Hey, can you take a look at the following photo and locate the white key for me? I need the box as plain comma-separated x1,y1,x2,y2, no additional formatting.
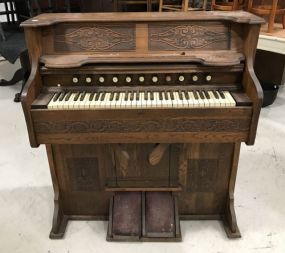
73,92,84,109
89,93,97,109
189,91,199,107
173,92,183,108
68,93,78,109
79,93,91,109
102,93,111,109
195,91,204,107
165,92,173,108
146,92,152,108
215,91,225,107
93,93,103,109
62,93,74,109
109,93,117,109
208,91,220,107
134,92,140,108
56,93,69,109
150,92,156,108
115,93,123,109
201,91,210,107
125,92,133,109
120,93,127,109
48,93,60,109
205,91,215,107
137,92,143,108
154,92,162,108
171,92,178,108
130,92,137,108
180,92,189,108
184,91,194,108
85,93,95,108
223,91,236,107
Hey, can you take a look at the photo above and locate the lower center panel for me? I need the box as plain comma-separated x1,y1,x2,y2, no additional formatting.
107,191,181,242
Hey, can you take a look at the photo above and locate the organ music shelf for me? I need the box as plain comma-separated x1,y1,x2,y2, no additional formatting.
40,52,245,68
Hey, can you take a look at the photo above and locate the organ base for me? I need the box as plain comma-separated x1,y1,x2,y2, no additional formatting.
46,142,242,241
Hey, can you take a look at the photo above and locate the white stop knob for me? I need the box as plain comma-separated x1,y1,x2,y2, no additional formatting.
206,75,212,82
72,77,79,83
192,75,198,82
152,76,158,83
99,76,105,83
166,76,172,82
179,75,185,82
113,76,118,83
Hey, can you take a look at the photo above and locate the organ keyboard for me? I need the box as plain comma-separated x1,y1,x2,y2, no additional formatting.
21,12,264,241
36,90,239,110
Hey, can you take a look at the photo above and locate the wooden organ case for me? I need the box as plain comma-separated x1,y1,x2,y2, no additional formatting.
21,11,264,241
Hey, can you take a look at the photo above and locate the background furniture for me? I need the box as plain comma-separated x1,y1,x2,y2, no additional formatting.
247,0,285,33
211,0,245,10
159,0,207,11
114,0,156,11
0,0,30,102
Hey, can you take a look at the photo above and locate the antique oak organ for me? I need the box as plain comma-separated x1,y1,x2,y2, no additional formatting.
21,11,264,241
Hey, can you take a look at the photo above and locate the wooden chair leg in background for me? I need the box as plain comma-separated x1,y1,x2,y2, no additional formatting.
268,0,278,33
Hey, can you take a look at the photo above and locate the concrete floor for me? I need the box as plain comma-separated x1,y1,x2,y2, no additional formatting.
0,59,284,253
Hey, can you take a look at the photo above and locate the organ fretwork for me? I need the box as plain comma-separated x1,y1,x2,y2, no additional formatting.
21,11,264,241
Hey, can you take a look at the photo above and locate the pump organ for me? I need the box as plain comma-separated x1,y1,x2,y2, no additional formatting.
21,11,264,241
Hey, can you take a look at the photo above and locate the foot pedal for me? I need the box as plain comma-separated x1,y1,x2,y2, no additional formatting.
107,191,181,242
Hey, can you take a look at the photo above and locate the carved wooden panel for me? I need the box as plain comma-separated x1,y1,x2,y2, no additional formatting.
67,157,100,191
34,119,250,134
187,159,218,192
114,144,170,187
54,23,136,52
149,22,230,51
179,143,233,193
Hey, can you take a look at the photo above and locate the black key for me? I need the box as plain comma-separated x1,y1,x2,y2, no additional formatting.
136,91,140,101
178,90,183,100
169,91,174,100
165,91,169,100
199,90,205,99
144,91,149,100
159,91,163,100
193,91,199,100
94,92,101,101
115,92,120,101
219,90,225,99
213,90,219,99
80,91,86,101
58,92,66,102
73,92,80,101
183,91,189,100
110,92,114,101
130,91,134,101
204,91,210,99
149,91,154,100
53,92,61,102
100,92,106,101
64,91,72,101
124,91,129,101
89,92,95,101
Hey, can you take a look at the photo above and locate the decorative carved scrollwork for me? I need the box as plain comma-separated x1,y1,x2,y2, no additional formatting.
55,24,135,52
34,119,249,134
149,24,229,50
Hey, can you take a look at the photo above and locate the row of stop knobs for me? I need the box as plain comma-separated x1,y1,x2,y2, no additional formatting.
72,74,213,84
